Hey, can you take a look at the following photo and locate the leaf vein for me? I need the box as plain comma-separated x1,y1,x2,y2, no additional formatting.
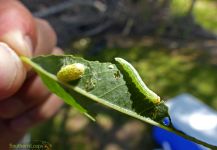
98,83,126,98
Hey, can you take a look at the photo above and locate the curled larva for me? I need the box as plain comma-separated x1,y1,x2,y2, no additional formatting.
115,57,160,104
57,63,85,82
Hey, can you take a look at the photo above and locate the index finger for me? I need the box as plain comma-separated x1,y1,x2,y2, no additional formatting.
0,0,37,57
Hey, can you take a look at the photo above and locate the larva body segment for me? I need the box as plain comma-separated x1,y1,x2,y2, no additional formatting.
57,63,85,82
115,57,160,104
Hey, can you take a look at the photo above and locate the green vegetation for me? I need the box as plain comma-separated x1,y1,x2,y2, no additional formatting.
171,0,217,33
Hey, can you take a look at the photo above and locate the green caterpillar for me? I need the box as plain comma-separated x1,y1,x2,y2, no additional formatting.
57,63,85,82
115,58,160,104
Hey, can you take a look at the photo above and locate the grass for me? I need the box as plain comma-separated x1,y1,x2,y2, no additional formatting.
194,0,217,33
171,0,217,33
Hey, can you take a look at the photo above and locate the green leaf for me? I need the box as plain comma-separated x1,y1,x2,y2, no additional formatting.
21,56,95,121
21,55,217,149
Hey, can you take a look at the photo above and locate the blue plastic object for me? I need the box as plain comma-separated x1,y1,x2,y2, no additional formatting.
153,127,204,150
152,93,217,150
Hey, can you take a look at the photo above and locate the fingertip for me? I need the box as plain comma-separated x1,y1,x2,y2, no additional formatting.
34,19,57,56
52,47,64,55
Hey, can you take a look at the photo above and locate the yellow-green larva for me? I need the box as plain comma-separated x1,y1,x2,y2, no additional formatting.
57,63,85,82
115,58,160,104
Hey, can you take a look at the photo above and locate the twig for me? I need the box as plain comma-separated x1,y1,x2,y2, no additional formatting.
33,0,107,18
122,18,134,36
82,21,113,36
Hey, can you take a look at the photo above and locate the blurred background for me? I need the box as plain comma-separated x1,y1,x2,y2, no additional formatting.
21,0,217,149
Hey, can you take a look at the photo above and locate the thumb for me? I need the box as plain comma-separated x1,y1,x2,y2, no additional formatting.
0,43,25,100
0,1,37,99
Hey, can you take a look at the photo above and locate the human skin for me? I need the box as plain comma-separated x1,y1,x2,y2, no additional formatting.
0,0,63,149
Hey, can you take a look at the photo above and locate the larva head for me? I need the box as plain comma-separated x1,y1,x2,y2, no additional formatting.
57,63,85,82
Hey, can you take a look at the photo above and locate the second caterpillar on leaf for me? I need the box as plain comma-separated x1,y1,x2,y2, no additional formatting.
57,63,85,82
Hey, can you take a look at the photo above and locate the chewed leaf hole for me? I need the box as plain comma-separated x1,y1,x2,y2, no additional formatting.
114,71,121,79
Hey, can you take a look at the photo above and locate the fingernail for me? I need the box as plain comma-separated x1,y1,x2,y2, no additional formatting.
0,43,26,100
0,42,20,62
10,116,31,132
0,30,33,57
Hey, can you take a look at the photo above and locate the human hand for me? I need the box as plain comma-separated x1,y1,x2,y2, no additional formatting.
0,0,63,148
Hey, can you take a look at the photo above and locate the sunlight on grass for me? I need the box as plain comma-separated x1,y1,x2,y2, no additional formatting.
171,0,191,16
171,0,217,33
194,1,217,33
